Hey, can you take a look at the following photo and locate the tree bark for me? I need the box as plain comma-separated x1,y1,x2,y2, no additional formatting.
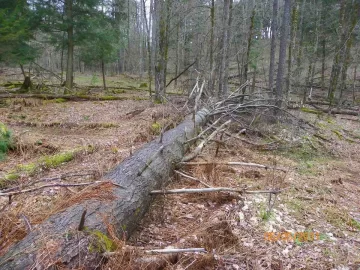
218,0,232,98
20,77,32,92
268,0,278,93
275,0,291,108
65,0,74,93
101,60,106,90
241,6,255,100
0,109,210,270
208,0,215,94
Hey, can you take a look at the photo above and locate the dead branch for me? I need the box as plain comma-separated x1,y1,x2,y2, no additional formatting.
145,248,206,254
166,60,197,87
174,170,212,188
182,120,231,162
0,181,125,197
0,172,96,193
181,161,287,172
185,117,223,144
150,187,283,195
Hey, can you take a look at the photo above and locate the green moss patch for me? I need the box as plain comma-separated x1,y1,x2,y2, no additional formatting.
39,151,74,169
301,107,322,115
89,230,117,252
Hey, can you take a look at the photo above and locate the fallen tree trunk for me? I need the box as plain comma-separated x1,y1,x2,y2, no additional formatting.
310,105,359,116
0,109,209,270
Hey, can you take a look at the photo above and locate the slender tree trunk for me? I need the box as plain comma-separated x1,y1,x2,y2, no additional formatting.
19,64,26,79
328,0,346,105
338,2,359,103
65,0,74,93
141,0,152,97
154,0,170,102
251,67,257,94
241,6,255,99
275,0,291,108
321,38,326,91
285,4,298,97
101,60,106,90
174,17,180,87
269,0,278,93
353,65,357,104
208,0,215,94
294,0,306,88
218,0,232,98
320,1,326,92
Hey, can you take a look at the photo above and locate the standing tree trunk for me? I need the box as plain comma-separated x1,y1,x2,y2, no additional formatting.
285,4,298,97
217,0,232,98
154,0,170,103
338,2,359,103
208,0,215,94
241,6,255,100
101,60,106,90
328,0,346,105
353,65,357,104
268,0,278,93
275,0,291,108
142,0,152,97
65,0,74,93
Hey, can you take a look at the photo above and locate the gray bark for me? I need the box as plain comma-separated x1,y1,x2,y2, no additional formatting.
268,0,278,93
65,0,74,92
0,109,210,270
275,0,291,108
218,0,232,98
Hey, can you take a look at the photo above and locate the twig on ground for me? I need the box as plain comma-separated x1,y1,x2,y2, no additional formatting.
0,181,125,196
1,172,96,193
150,187,283,195
174,170,212,188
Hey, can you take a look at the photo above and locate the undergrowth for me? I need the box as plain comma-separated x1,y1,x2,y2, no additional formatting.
0,122,12,160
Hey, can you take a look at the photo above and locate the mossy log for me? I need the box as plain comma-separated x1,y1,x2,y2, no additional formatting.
0,109,209,270
310,106,359,116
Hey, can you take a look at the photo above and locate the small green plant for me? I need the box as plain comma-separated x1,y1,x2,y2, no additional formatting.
0,122,12,160
349,219,360,230
150,122,162,135
139,82,147,88
90,74,99,86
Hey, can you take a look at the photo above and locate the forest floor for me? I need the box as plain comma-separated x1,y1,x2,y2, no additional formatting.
0,73,360,269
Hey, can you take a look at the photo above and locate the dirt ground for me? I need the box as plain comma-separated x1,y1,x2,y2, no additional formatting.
0,74,360,269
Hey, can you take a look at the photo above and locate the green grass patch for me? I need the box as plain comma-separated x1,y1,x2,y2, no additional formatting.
301,107,322,115
323,207,358,230
40,151,74,169
139,82,148,88
17,163,37,175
